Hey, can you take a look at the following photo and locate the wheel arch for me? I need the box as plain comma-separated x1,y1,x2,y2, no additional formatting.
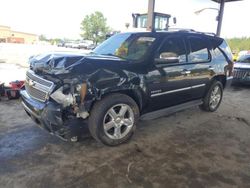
212,74,227,88
101,89,144,112
117,89,143,111
202,74,226,99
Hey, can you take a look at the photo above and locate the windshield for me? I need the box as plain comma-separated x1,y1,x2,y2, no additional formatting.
237,55,250,63
93,33,156,61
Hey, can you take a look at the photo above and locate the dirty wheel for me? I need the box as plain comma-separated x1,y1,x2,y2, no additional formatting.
200,81,223,112
88,93,139,146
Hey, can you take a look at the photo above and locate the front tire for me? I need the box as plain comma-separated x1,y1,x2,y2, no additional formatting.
88,93,139,146
200,81,223,112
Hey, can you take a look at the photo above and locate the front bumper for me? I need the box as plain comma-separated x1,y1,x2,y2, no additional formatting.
20,90,70,140
232,69,250,84
232,77,250,85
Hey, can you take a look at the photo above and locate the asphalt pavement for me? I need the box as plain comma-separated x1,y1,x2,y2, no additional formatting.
0,85,250,188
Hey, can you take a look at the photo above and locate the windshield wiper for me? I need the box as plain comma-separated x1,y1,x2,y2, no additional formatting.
89,51,96,55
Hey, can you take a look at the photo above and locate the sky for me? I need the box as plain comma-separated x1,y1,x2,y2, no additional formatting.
0,0,249,39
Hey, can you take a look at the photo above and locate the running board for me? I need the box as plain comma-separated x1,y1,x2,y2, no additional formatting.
140,99,203,121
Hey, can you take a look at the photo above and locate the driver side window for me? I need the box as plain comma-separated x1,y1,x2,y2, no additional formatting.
157,36,187,63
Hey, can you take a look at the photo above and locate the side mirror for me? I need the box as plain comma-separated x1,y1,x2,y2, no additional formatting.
155,52,179,64
173,17,177,24
132,13,139,28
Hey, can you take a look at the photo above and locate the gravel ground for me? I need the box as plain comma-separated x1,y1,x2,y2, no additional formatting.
0,85,250,188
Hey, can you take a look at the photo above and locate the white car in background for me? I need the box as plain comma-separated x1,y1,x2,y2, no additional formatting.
238,50,250,58
71,42,80,49
64,42,74,48
78,40,94,49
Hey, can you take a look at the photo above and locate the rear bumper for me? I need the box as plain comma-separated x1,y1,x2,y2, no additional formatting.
20,90,68,140
225,76,233,88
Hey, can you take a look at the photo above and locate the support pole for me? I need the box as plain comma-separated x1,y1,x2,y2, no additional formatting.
147,0,155,31
216,0,225,36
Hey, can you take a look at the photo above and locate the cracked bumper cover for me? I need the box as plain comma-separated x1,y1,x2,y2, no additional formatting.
20,90,64,134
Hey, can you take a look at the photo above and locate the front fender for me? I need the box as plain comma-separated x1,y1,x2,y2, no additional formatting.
86,68,149,111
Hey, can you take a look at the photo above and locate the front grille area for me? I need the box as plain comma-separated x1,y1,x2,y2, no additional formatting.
26,71,53,87
25,70,54,102
233,69,250,79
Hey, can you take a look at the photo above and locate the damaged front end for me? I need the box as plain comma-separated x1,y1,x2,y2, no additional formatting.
21,51,143,141
21,70,92,141
21,53,97,141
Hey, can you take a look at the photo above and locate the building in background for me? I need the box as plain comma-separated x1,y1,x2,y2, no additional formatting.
0,25,38,44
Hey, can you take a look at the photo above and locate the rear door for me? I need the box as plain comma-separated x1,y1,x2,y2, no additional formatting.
184,35,213,99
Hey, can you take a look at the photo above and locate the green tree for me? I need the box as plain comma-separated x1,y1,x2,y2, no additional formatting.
39,34,48,41
226,37,250,52
80,11,110,44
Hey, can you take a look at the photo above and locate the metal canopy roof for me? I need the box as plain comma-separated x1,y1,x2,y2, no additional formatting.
211,0,243,36
211,0,242,3
146,0,243,36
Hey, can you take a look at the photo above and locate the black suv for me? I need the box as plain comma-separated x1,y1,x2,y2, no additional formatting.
21,30,233,146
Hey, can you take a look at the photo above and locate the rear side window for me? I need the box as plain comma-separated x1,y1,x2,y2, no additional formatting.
188,37,210,63
213,40,233,60
213,47,225,60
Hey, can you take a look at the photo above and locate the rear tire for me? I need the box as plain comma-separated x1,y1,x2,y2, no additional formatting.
200,81,223,112
88,93,139,146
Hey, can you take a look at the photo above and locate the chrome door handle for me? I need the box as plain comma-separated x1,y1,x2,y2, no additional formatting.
208,66,214,70
181,70,191,75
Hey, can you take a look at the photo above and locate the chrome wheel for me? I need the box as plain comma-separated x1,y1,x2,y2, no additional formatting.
103,104,134,140
209,85,222,110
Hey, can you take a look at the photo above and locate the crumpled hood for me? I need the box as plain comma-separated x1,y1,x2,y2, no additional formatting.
29,52,126,75
234,62,250,69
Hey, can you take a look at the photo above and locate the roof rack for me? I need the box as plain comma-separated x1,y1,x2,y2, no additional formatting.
167,28,216,36
194,31,217,36
168,28,195,32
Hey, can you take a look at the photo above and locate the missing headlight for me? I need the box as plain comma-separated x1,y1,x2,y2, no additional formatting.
50,87,74,107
